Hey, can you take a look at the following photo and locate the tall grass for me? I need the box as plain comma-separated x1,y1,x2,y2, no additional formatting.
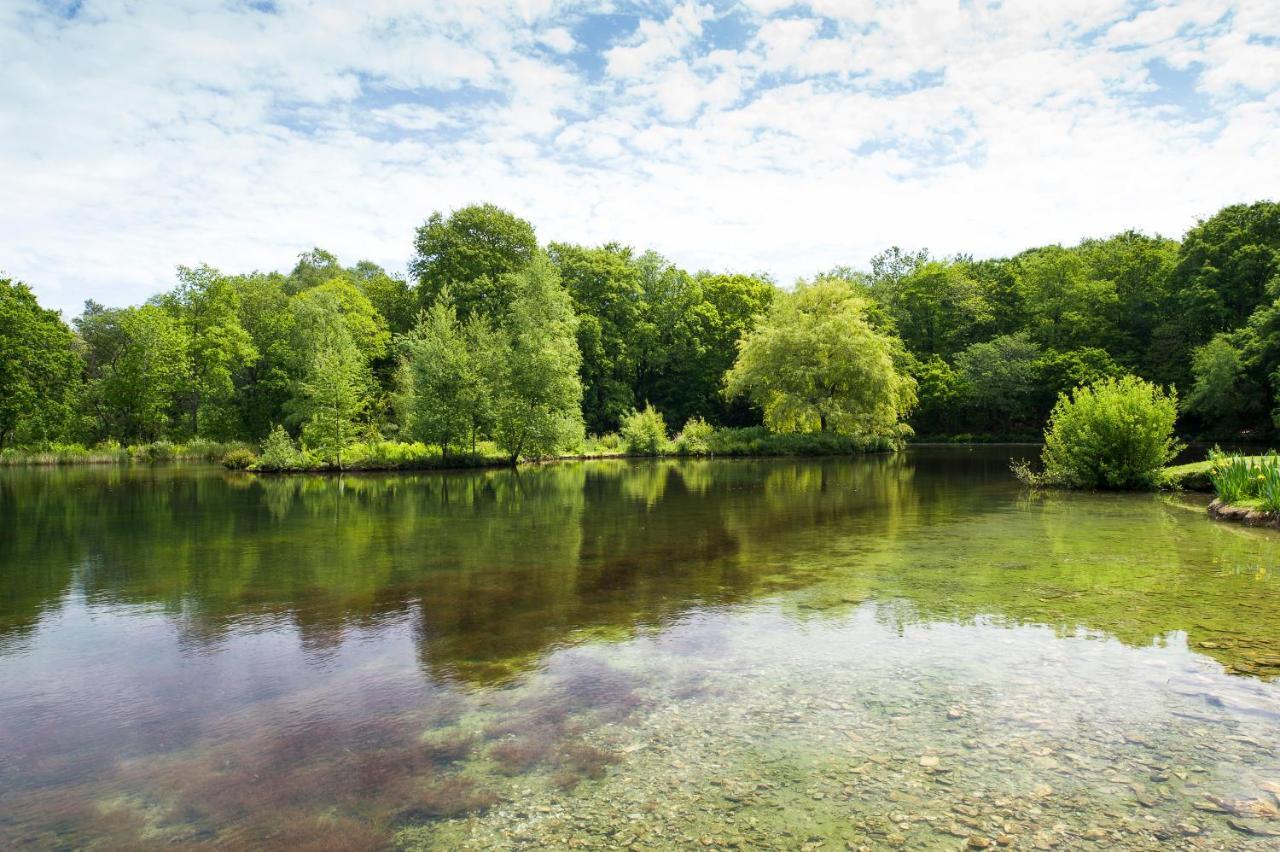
0,440,253,466
1208,450,1280,511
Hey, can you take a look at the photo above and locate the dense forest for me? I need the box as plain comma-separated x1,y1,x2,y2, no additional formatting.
2,200,1279,460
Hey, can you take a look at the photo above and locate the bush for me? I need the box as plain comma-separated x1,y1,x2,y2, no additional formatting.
221,447,258,470
255,425,304,471
674,417,715,455
1038,375,1181,489
619,404,669,455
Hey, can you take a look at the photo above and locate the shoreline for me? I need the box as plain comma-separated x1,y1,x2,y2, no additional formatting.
1207,498,1280,530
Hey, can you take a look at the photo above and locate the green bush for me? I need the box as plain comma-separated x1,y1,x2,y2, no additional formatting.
221,447,258,470
674,417,715,455
1039,375,1181,489
255,426,304,471
619,404,669,455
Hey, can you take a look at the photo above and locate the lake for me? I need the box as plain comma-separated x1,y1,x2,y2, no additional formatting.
2,447,1279,849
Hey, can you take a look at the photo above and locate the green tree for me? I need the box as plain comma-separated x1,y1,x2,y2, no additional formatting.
162,265,258,438
1183,336,1255,430
229,272,296,439
399,293,493,458
0,279,82,446
724,280,916,436
489,255,584,463
1016,246,1118,351
889,260,993,358
352,260,416,336
954,333,1042,432
411,204,538,321
298,330,367,468
550,242,645,433
77,304,190,442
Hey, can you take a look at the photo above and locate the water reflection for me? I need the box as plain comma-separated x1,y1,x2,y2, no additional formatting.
1,451,1279,848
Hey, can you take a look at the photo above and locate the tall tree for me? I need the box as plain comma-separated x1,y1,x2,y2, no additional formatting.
161,265,258,438
724,280,916,436
489,255,584,463
399,293,494,458
0,279,82,447
410,204,538,321
549,242,645,433
298,329,367,468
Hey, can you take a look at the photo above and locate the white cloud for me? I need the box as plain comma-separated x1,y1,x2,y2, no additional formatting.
0,0,1278,317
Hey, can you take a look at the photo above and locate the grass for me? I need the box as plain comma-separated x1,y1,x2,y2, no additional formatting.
0,439,253,466
1161,456,1270,492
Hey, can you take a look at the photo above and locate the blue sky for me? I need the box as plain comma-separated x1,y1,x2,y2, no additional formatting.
2,0,1279,315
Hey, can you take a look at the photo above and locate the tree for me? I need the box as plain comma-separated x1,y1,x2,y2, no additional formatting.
298,330,367,468
953,333,1042,432
655,268,773,424
724,280,916,436
0,279,82,446
77,304,190,442
162,265,258,438
1016,246,1118,351
352,260,416,336
489,255,585,463
888,261,993,358
550,242,645,433
1183,336,1254,430
410,203,538,321
399,293,493,458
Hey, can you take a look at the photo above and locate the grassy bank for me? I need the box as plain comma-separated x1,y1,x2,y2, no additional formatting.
224,427,901,473
0,440,253,466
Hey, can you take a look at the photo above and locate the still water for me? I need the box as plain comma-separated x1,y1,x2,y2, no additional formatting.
2,448,1279,849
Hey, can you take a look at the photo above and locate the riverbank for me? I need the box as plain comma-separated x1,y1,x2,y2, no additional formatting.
1207,498,1280,530
243,429,901,473
0,440,251,467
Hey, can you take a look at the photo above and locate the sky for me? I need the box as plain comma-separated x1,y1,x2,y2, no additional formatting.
2,0,1279,317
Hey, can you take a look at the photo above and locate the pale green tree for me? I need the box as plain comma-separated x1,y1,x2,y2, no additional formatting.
399,292,493,458
724,280,916,436
298,330,367,468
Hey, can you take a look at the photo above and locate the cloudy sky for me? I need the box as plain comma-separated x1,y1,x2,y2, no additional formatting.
2,0,1279,316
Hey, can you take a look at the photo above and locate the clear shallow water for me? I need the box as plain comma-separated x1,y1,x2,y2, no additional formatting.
2,449,1279,849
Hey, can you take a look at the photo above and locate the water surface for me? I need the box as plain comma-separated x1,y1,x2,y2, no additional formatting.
2,449,1279,849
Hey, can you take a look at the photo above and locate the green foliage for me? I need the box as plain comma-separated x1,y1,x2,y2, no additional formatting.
673,416,714,455
411,204,538,321
619,404,669,455
489,255,585,463
398,294,494,457
220,447,259,470
77,303,191,442
551,242,645,433
1184,336,1253,429
298,333,368,468
1201,451,1280,511
1039,376,1181,489
704,426,897,456
725,280,916,438
257,425,304,471
0,278,82,447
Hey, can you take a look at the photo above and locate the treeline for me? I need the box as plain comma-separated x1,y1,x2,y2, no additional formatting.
2,200,1279,458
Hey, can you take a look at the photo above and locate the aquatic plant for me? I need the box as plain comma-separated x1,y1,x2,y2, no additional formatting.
221,446,258,469
1209,453,1262,504
488,737,554,774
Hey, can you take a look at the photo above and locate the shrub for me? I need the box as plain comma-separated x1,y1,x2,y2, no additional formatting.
619,404,669,455
673,417,714,455
221,447,258,470
255,425,304,471
1039,375,1181,489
